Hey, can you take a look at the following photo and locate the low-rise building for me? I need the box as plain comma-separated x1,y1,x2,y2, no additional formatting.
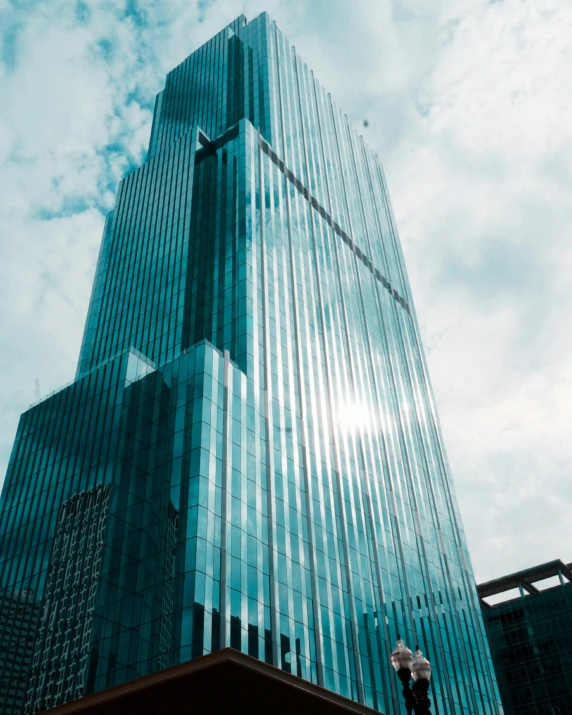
478,560,572,715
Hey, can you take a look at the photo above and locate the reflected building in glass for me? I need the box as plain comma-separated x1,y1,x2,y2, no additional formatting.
0,589,40,715
0,13,502,715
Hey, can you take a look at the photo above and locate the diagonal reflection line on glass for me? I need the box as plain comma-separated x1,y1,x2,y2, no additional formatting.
259,138,411,315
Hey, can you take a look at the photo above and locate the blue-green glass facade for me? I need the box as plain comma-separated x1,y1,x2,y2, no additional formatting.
0,13,502,715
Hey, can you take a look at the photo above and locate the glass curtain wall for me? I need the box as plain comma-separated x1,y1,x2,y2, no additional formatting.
0,13,502,715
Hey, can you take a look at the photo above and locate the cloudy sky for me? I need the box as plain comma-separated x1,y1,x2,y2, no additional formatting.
1,0,570,583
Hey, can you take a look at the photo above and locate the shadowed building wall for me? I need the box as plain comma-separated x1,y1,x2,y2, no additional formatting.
478,560,572,715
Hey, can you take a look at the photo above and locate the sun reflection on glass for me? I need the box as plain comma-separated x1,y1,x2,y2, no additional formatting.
334,400,376,434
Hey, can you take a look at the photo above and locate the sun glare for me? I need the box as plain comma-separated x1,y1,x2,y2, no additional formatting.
334,400,377,434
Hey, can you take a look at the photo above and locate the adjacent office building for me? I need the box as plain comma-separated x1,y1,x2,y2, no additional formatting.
478,560,572,715
0,13,502,714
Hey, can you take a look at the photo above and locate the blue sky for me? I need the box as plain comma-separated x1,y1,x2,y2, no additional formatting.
1,0,571,582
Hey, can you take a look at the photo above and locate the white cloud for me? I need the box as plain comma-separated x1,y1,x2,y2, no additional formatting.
384,0,572,580
1,0,571,584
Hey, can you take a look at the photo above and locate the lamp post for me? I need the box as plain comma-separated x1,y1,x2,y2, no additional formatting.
391,637,432,715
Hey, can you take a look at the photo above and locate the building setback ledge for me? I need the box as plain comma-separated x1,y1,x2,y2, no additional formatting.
40,648,382,715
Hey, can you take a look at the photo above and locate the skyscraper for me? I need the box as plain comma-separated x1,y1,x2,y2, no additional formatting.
0,13,502,715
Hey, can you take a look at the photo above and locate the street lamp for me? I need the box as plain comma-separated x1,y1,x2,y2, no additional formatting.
391,636,432,714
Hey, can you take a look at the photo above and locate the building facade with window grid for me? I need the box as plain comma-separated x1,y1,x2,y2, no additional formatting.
0,13,501,714
478,560,572,714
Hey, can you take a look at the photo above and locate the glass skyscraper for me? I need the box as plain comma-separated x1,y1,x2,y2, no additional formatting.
0,13,502,715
